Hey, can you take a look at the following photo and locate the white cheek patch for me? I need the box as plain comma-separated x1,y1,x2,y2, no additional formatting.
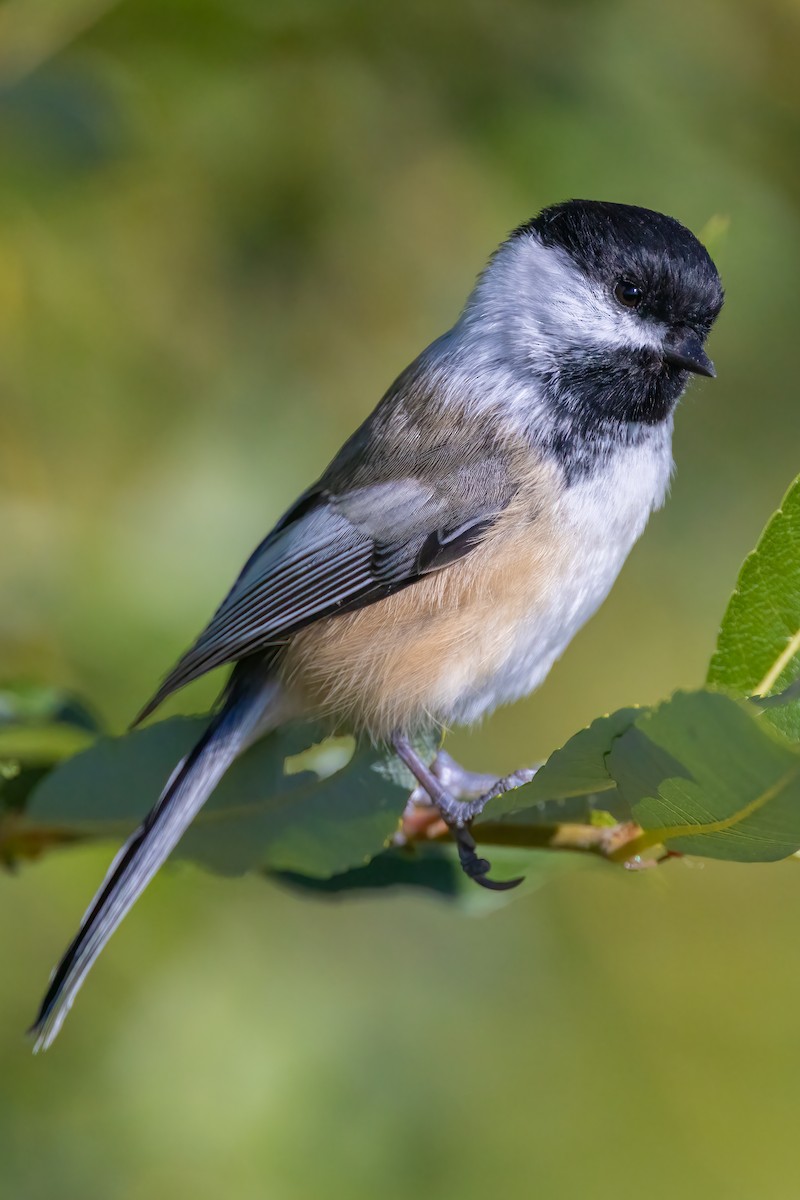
469,232,665,360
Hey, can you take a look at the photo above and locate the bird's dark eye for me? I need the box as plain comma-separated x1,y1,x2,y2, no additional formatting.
614,279,643,309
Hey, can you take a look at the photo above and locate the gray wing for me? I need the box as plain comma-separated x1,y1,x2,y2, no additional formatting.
135,466,514,723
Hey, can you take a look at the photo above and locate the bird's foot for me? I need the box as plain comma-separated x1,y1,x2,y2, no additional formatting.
410,751,538,817
452,823,524,892
427,750,498,799
392,735,525,890
470,766,540,817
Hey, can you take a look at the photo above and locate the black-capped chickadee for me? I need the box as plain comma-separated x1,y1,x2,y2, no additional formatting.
32,200,723,1049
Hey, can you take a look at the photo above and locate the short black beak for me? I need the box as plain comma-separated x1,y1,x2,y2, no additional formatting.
663,330,716,378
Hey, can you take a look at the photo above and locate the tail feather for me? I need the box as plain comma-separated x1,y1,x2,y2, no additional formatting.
30,678,280,1052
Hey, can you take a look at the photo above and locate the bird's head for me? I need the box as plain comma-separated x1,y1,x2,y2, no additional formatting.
465,199,724,432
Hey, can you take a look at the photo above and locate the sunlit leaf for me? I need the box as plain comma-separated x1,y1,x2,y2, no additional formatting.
708,474,800,739
607,690,800,861
481,708,639,822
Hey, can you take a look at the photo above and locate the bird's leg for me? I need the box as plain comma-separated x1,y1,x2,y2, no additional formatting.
472,766,540,811
404,746,539,828
430,750,539,810
428,750,498,799
392,735,524,892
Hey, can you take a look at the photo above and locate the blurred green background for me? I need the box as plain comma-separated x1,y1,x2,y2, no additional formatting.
2,0,800,1196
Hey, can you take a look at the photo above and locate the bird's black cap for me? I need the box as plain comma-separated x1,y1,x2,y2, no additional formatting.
518,200,724,332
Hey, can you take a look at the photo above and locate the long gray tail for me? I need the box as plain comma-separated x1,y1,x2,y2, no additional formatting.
30,677,280,1052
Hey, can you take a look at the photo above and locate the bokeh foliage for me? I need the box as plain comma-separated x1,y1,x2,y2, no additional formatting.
3,1,800,1198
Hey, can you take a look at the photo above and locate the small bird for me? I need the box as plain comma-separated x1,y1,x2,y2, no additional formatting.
32,200,723,1049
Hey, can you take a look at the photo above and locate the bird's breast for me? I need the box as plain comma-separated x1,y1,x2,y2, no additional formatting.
280,439,672,739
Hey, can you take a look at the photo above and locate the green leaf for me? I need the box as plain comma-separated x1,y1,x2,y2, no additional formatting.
22,717,412,878
0,685,102,847
607,690,800,861
372,729,440,792
708,474,800,739
0,684,101,732
0,723,96,767
275,841,598,913
481,708,640,823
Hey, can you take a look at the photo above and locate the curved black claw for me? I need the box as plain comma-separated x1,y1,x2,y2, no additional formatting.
454,827,525,892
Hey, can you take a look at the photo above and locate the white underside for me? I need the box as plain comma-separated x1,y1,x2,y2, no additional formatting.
444,434,673,725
